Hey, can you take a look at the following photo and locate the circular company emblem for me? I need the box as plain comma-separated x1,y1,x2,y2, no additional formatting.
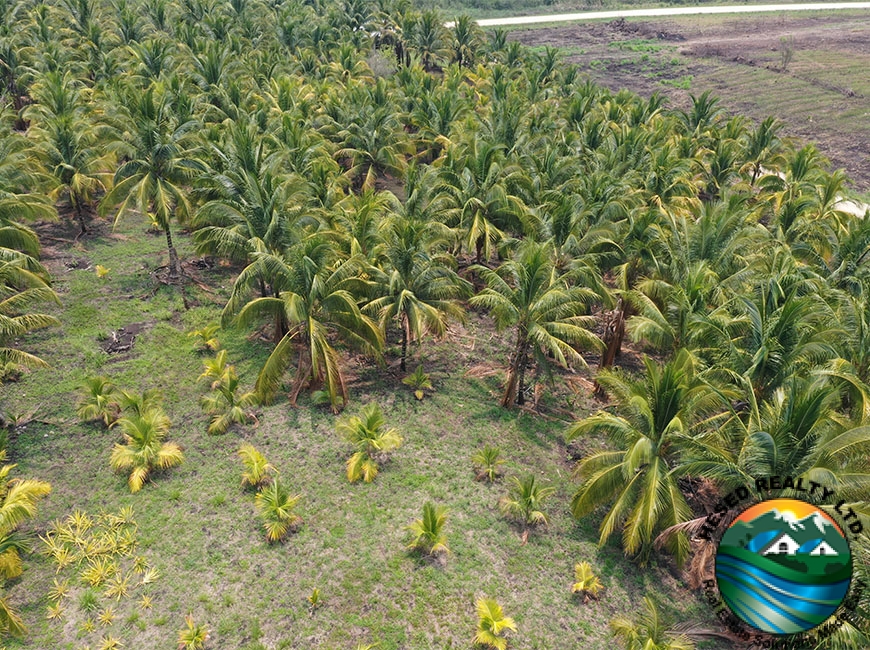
715,498,853,635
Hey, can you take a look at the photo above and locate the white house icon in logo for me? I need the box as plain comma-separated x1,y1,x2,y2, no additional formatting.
761,532,839,557
763,532,800,556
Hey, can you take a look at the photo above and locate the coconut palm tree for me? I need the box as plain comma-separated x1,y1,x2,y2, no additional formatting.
192,121,308,263
334,106,410,193
434,138,530,263
409,84,468,162
337,402,402,483
611,596,695,650
471,241,602,407
449,15,481,69
0,459,51,581
626,261,728,356
109,408,184,493
568,350,724,565
411,10,446,72
0,126,57,257
598,207,668,371
731,280,840,398
741,115,784,185
0,268,60,376
225,237,382,411
680,375,870,502
100,83,203,281
31,112,113,235
366,215,470,370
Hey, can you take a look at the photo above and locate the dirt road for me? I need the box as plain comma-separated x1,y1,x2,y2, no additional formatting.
470,3,870,27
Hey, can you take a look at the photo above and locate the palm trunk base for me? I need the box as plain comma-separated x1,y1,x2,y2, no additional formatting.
164,226,181,282
594,300,630,397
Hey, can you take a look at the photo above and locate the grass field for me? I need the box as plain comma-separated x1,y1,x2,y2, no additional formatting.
0,218,713,649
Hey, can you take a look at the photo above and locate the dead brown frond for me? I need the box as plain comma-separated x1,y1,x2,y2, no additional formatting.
464,364,503,379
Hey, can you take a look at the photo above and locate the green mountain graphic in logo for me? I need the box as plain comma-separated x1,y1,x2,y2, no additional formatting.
715,498,852,635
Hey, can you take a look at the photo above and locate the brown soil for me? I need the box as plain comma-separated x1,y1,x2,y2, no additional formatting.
510,12,870,190
99,321,150,354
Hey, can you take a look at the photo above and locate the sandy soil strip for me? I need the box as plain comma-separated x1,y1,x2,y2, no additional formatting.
458,3,870,28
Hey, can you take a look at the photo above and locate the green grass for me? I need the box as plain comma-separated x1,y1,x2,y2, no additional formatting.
609,38,670,53
1,218,711,648
661,74,693,89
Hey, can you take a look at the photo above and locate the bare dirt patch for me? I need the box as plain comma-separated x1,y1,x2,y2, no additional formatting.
99,321,150,354
510,11,870,190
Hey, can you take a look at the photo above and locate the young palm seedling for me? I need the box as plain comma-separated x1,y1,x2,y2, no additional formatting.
499,474,555,543
401,364,433,400
473,598,517,650
109,408,184,493
254,479,303,543
472,445,505,483
199,366,257,435
406,502,449,557
115,388,164,418
100,635,123,649
187,324,220,353
198,350,231,389
76,376,120,427
337,403,403,483
238,443,275,489
571,562,604,603
307,587,321,615
178,613,210,649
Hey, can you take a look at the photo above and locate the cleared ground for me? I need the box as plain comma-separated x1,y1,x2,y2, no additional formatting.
0,217,712,649
509,10,870,193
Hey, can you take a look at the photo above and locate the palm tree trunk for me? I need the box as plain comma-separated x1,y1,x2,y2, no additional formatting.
164,225,180,282
517,344,529,406
73,195,87,235
475,235,484,264
595,298,632,397
272,289,287,345
501,326,526,408
288,346,311,407
274,312,286,346
400,314,409,372
599,298,631,370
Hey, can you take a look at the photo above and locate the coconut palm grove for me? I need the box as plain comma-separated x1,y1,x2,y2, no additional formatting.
1,0,870,648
